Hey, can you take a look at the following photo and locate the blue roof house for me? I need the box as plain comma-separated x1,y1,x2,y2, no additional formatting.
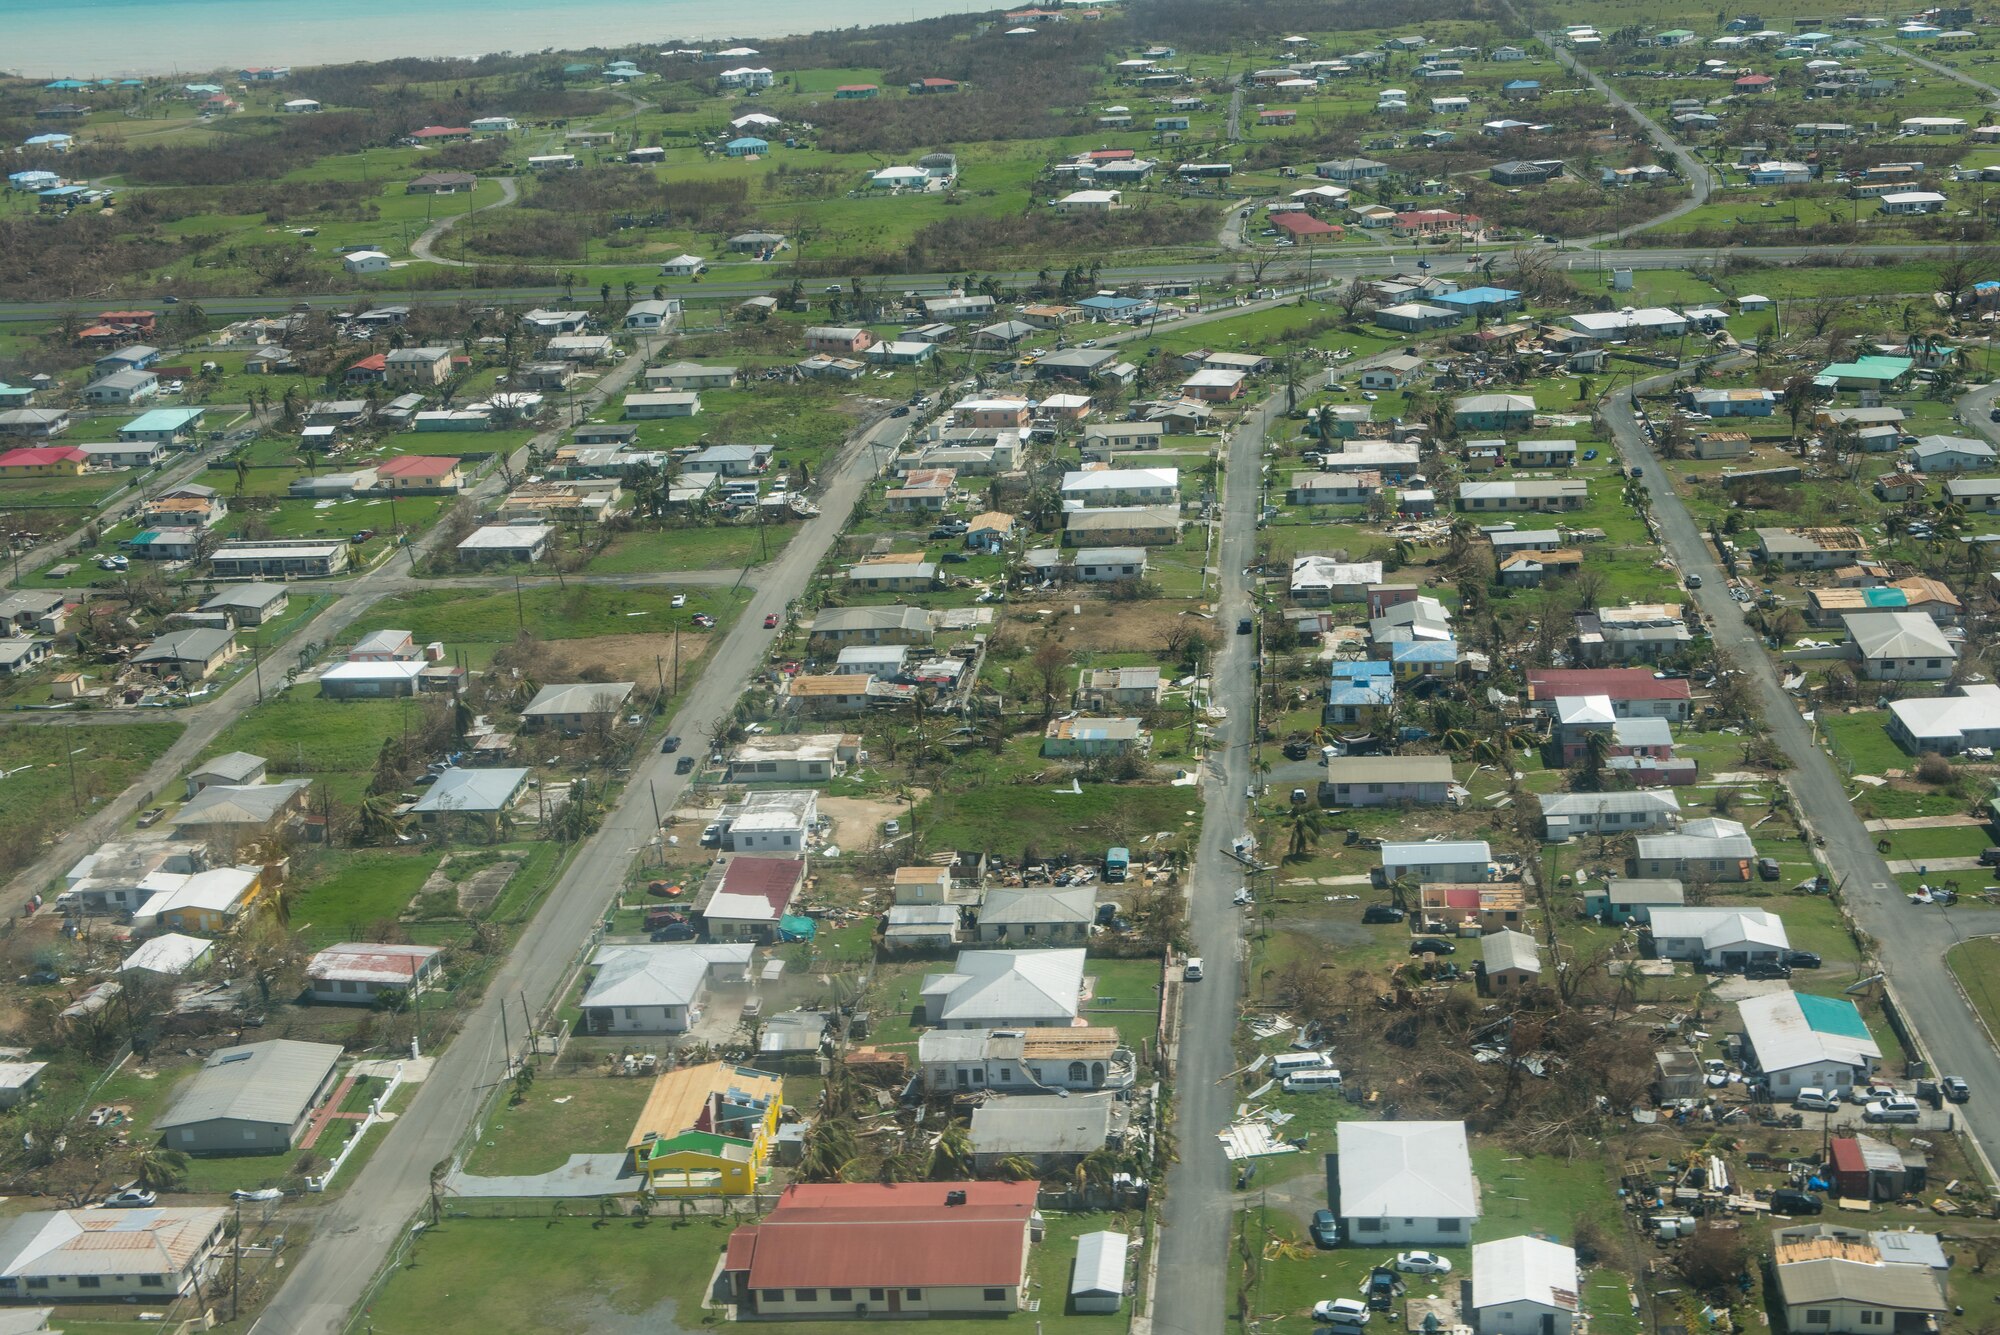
725,136,770,157
1436,286,1524,316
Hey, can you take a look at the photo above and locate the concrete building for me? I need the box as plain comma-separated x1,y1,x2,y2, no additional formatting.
1472,1236,1580,1335
1337,1120,1479,1245
306,942,443,1004
153,1039,343,1155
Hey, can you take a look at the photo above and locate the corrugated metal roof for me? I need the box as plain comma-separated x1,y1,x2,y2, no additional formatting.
154,1040,341,1130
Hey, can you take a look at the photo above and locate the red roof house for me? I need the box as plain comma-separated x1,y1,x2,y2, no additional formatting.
346,353,388,383
375,454,464,490
410,125,473,140
722,1182,1039,1318
1525,667,1692,716
702,855,806,942
1087,148,1136,161
1734,74,1774,92
0,446,89,474
1272,212,1341,239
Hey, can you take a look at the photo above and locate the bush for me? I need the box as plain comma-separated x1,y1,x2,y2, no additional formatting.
1915,752,1954,785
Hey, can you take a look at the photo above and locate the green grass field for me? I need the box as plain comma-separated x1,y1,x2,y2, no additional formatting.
351,583,745,642
0,721,184,879
464,1074,654,1177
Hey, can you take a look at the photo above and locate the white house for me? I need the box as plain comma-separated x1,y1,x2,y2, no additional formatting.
578,942,753,1034
1538,790,1681,841
1472,1236,1580,1335
342,250,391,274
1379,840,1493,884
1738,989,1882,1098
1646,906,1790,969
1844,611,1956,681
1337,1120,1479,1245
920,948,1086,1029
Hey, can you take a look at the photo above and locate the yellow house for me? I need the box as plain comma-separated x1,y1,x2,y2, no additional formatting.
142,865,266,935
627,1062,784,1195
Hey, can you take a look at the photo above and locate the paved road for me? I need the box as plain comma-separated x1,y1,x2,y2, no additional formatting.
1601,376,2000,1174
1872,39,2000,107
407,176,520,267
0,242,1979,324
252,407,907,1335
1151,381,1290,1333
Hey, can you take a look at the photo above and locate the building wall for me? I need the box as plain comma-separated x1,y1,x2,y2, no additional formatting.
1343,1214,1472,1247
585,1002,689,1034
1478,1300,1574,1335
748,1279,1021,1319
1763,1060,1867,1100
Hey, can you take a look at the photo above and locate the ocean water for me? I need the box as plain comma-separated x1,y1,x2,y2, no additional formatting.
0,0,986,78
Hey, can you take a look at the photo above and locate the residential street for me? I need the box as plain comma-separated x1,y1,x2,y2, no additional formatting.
1602,379,2000,1176
1152,382,1288,1334
247,408,909,1335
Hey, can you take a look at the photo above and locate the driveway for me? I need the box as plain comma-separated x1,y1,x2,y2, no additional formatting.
447,1152,634,1198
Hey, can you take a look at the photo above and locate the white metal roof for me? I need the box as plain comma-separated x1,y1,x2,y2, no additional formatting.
1337,1120,1478,1220
1473,1235,1578,1312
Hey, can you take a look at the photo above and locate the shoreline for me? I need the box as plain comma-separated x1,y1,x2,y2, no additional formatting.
0,0,989,79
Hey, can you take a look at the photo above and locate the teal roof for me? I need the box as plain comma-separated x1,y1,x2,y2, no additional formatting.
1820,355,1912,382
1863,587,1909,608
1797,992,1872,1039
122,407,203,433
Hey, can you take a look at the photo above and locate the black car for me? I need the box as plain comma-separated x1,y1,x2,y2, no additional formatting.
941,552,970,563
661,735,682,753
675,755,695,774
1770,1189,1823,1216
1283,740,1311,760
1408,937,1455,955
1308,1209,1341,1249
1785,950,1822,969
1744,959,1793,980
651,922,695,942
1237,618,1254,635
1362,904,1406,924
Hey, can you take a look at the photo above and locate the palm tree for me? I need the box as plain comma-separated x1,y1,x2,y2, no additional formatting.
1580,727,1613,789
356,794,406,846
1285,806,1324,861
927,1123,974,1180
131,1146,190,1192
994,1155,1041,1182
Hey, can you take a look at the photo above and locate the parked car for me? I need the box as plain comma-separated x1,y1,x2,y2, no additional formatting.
1309,1209,1341,1248
1943,1076,1971,1103
700,823,722,846
1394,1252,1452,1275
1314,1299,1371,1327
1757,856,1782,881
763,613,779,629
651,921,695,942
1685,573,1702,589
1770,1189,1823,1215
1794,1088,1837,1112
1743,959,1792,980
1237,618,1254,635
1785,950,1821,969
103,1189,157,1208
1283,740,1312,760
1979,847,2000,868
1362,905,1406,924
1851,1082,1899,1106
670,594,687,608
1408,938,1455,955
1184,957,1205,981
1366,1267,1401,1309
1865,1096,1922,1123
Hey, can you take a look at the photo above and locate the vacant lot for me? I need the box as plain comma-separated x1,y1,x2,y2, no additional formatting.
0,720,184,878
465,1074,655,1178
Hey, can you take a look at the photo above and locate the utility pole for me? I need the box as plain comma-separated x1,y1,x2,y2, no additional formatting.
231,1199,242,1321
252,633,264,703
521,991,533,1067
654,654,666,699
513,573,525,631
500,1005,512,1078
672,622,680,693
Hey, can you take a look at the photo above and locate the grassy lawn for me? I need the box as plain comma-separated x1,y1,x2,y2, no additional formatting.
0,721,183,880
914,782,1204,862
204,694,410,774
1083,957,1165,1045
1948,937,2000,1051
375,1207,1141,1335
1817,710,1915,777
464,1074,655,1178
585,526,772,574
286,847,450,945
351,584,744,643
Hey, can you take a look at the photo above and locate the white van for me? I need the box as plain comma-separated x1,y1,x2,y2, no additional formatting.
1284,1069,1344,1093
1272,1051,1335,1075
1794,1087,1837,1111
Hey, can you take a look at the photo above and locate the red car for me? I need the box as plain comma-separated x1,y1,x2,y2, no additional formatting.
763,613,779,629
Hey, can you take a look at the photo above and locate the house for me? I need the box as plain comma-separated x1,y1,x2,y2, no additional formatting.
0,1058,48,1109
623,392,701,419
846,559,937,592
921,948,1085,1028
1361,354,1423,390
625,1062,783,1195
1337,1121,1479,1245
1908,434,1995,472
373,454,463,493
1318,157,1389,180
1374,302,1463,333
1490,159,1558,186
1889,683,2000,754
624,299,680,331
1633,817,1756,881
406,171,478,194
1585,878,1686,924
0,446,86,476
167,780,309,855
1648,903,1792,963
969,1093,1113,1171
1453,393,1536,431
1538,790,1681,840
918,1026,1133,1094
728,733,855,784
0,411,71,439
521,681,634,730
1060,467,1179,508
1844,611,1956,681
1290,556,1385,603
133,628,237,681
1480,929,1542,991
579,942,754,1033
185,752,268,797
384,346,452,388
809,605,932,646
1043,716,1146,758
805,326,876,355
975,887,1094,946
1319,755,1454,806
0,640,50,675
1773,1248,1946,1335
695,855,806,943
1458,479,1588,512
1757,527,1869,570
342,250,391,274
154,1039,342,1155
706,791,816,857
1472,1237,1580,1335
409,767,528,826
1378,840,1494,885
0,1208,227,1300
209,540,350,578
1062,506,1179,548
1572,604,1693,664
307,942,443,1003
1817,355,1914,392
1739,989,1882,1098
966,512,1015,553
1079,665,1161,710
118,407,205,446
82,369,158,405
456,522,553,566
720,1182,1037,1319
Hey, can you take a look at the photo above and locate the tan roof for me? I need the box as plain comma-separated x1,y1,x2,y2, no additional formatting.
1020,1026,1122,1060
628,1061,782,1152
790,673,871,697
968,510,1015,532
895,866,949,885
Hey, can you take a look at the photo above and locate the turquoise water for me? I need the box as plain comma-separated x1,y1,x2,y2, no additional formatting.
0,0,985,77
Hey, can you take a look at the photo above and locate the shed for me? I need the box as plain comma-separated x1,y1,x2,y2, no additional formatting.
1071,1230,1130,1313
